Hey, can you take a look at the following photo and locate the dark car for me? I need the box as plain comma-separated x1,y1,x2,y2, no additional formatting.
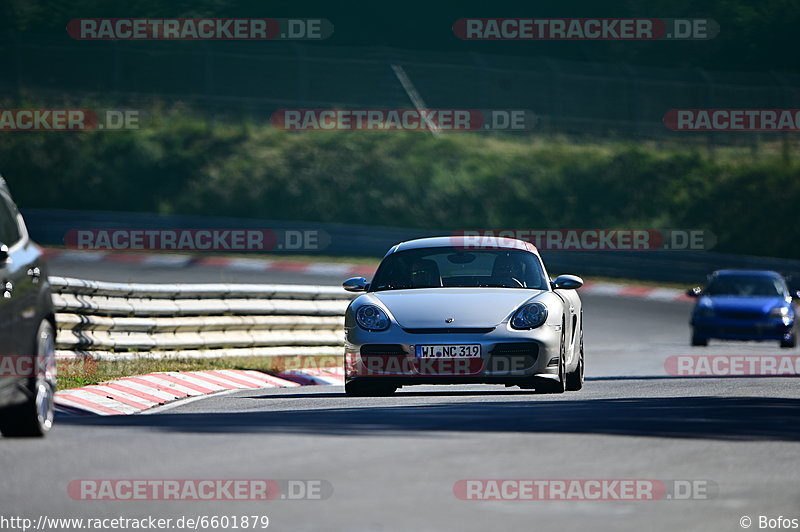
687,270,798,348
0,176,56,437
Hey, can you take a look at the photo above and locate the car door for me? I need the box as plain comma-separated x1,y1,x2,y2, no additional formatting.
0,191,24,402
1,193,42,349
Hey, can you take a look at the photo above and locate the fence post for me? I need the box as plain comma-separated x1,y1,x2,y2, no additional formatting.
694,67,716,154
470,52,491,111
770,70,793,162
620,63,641,139
9,32,22,98
291,42,309,105
112,41,121,97
543,58,563,136
204,43,216,131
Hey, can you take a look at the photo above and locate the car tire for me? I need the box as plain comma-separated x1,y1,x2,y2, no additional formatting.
345,380,397,397
691,330,708,346
537,322,566,394
780,333,796,349
565,331,584,391
0,319,57,438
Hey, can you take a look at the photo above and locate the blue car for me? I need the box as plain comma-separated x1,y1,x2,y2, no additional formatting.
688,270,798,348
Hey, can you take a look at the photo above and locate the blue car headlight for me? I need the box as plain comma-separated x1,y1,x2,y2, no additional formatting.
769,307,790,318
355,305,390,331
511,302,548,330
769,307,792,324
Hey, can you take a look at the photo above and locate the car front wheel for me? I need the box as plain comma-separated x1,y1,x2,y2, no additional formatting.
691,329,708,346
0,319,57,438
345,380,397,397
566,331,584,391
780,332,796,349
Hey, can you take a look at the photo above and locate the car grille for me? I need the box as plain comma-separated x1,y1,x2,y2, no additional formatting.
488,342,539,371
402,327,496,334
716,310,766,320
360,344,407,356
711,326,777,336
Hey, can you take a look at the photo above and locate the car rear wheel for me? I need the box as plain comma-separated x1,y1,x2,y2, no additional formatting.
691,329,708,346
565,331,584,391
345,380,397,397
0,320,56,438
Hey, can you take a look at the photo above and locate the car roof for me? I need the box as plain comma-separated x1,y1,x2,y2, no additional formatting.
711,269,783,278
390,236,539,255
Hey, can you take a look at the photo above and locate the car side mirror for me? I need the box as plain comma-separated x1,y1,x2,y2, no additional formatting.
686,287,702,298
343,277,369,292
552,274,584,290
0,243,8,263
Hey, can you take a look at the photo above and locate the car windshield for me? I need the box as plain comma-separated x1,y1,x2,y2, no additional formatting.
369,247,548,291
704,275,786,297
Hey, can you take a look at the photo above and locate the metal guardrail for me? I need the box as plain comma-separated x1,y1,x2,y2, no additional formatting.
50,277,352,361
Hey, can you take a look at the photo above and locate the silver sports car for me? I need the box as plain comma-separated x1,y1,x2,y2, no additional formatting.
342,236,584,396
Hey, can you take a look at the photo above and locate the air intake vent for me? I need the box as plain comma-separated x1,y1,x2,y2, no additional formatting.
488,342,539,372
360,344,407,356
403,327,495,334
491,343,540,356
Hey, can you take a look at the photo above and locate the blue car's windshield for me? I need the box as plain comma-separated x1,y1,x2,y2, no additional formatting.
705,275,785,297
370,247,548,291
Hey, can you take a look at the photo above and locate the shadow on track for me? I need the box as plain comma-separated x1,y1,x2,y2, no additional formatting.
57,396,800,441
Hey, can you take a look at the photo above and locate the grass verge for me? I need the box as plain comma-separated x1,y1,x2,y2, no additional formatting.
56,354,342,390
46,246,383,266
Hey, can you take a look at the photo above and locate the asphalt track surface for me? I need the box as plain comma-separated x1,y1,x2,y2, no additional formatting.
1,257,799,532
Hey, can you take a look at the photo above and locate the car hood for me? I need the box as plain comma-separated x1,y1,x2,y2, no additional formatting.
701,295,788,313
371,288,546,328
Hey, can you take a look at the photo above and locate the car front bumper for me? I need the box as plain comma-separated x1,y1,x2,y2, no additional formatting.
691,316,795,341
344,323,563,386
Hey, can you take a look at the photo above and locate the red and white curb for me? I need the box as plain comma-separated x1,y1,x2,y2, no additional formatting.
580,281,691,302
44,248,376,278
277,367,345,386
44,248,690,301
55,368,344,416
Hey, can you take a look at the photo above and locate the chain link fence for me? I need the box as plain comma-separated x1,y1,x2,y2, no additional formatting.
2,32,799,145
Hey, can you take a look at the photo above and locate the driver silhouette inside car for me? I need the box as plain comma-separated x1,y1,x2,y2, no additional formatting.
491,254,525,287
410,259,442,288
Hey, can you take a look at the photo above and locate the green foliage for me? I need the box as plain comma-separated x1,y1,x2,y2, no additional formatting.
0,113,797,258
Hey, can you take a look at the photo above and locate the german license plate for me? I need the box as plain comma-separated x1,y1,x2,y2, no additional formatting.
415,344,481,358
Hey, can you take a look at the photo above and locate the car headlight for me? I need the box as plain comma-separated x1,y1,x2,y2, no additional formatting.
511,302,548,330
355,305,390,331
769,307,790,318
